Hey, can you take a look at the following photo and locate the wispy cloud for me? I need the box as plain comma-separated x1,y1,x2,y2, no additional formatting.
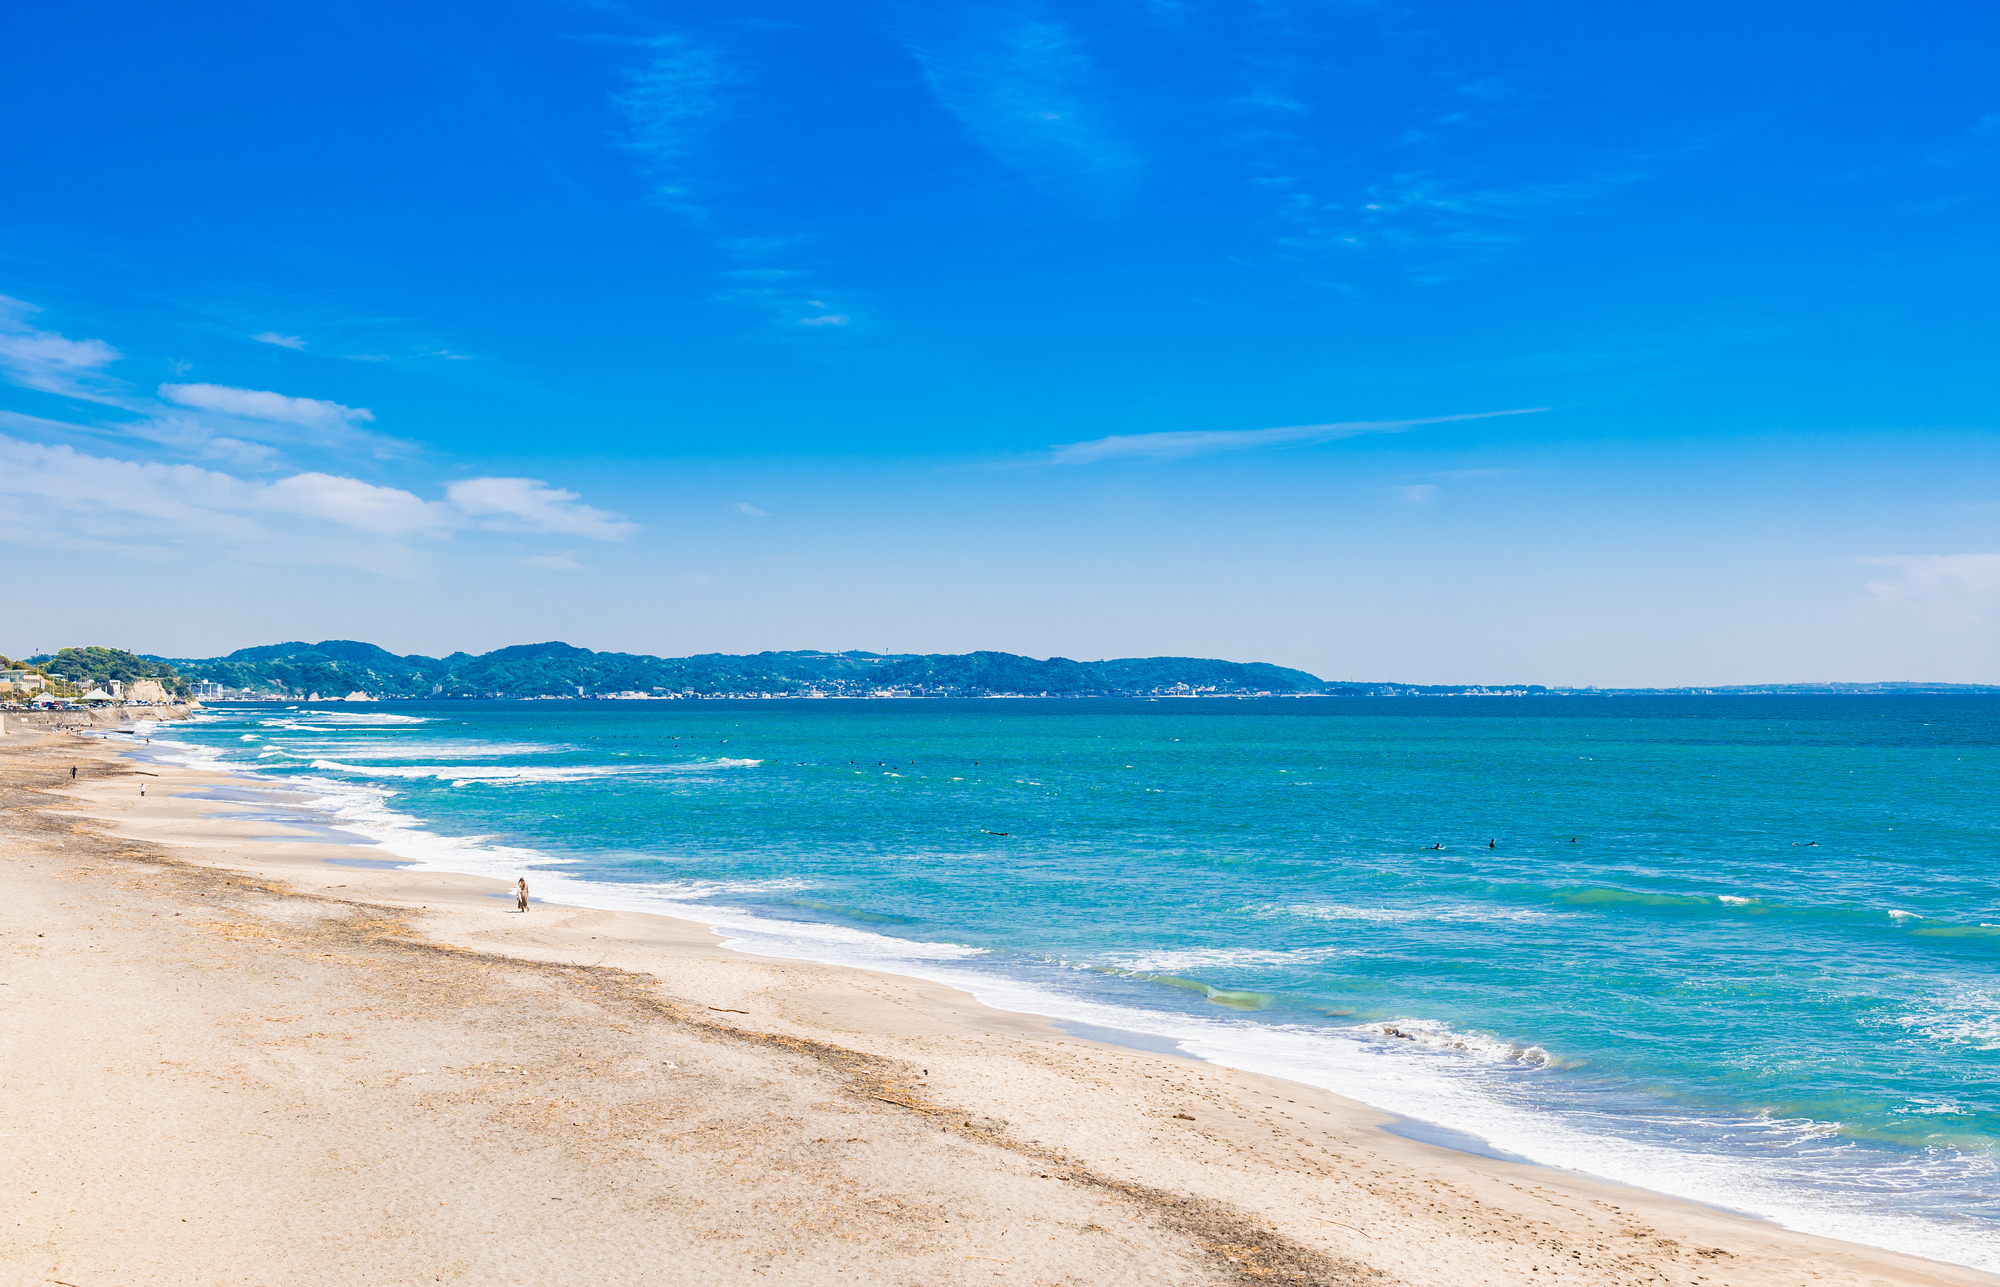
1266,168,1652,284
733,501,770,516
159,382,375,429
252,331,306,349
1049,407,1547,464
0,296,124,403
614,33,738,213
605,37,869,337
1858,554,2000,600
715,274,863,335
127,414,283,467
519,555,582,571
445,477,639,540
1921,113,2000,169
894,2,1136,192
1397,484,1439,503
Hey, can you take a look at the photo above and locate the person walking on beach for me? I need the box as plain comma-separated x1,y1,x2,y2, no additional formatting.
516,878,530,913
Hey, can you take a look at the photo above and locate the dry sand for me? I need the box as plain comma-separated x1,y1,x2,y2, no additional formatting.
3,723,1993,1287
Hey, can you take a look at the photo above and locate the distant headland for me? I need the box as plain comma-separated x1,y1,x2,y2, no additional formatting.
25,640,1993,701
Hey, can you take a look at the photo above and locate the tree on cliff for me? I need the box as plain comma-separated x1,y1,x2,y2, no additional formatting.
31,647,190,698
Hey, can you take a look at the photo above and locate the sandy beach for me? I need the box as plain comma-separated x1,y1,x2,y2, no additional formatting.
3,720,1992,1287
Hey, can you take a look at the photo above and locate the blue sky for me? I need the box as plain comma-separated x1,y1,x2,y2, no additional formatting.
3,0,1997,683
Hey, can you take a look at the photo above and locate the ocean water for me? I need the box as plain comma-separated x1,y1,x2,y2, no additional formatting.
133,696,2000,1269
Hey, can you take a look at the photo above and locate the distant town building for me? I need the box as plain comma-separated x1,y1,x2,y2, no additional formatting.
193,681,224,699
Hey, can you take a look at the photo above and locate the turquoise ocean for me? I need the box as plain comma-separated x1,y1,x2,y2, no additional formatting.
133,695,2000,1269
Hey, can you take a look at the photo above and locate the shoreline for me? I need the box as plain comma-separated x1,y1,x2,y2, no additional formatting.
8,721,1995,1286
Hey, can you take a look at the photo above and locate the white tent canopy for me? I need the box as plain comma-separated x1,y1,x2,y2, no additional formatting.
81,688,115,702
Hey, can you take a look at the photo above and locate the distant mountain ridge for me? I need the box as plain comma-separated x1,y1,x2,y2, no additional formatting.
156,640,1374,699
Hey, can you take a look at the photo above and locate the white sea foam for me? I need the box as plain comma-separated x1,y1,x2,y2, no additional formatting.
1897,1098,1969,1116
1896,988,2000,1053
1101,945,1351,972
302,758,759,786
258,711,431,727
1273,901,1564,925
288,741,567,761
307,760,644,784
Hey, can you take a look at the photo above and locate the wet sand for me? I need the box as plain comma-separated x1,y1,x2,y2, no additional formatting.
3,723,1991,1287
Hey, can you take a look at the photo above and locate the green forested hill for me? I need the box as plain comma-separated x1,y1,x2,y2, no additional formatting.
25,646,190,696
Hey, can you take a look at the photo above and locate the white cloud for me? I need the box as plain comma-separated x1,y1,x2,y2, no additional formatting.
733,502,770,516
1397,484,1439,503
799,314,851,327
159,382,374,428
0,435,443,542
0,296,123,401
0,433,630,579
252,331,307,349
519,555,583,570
1858,554,2000,600
1050,407,1548,464
445,477,638,540
261,472,452,536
